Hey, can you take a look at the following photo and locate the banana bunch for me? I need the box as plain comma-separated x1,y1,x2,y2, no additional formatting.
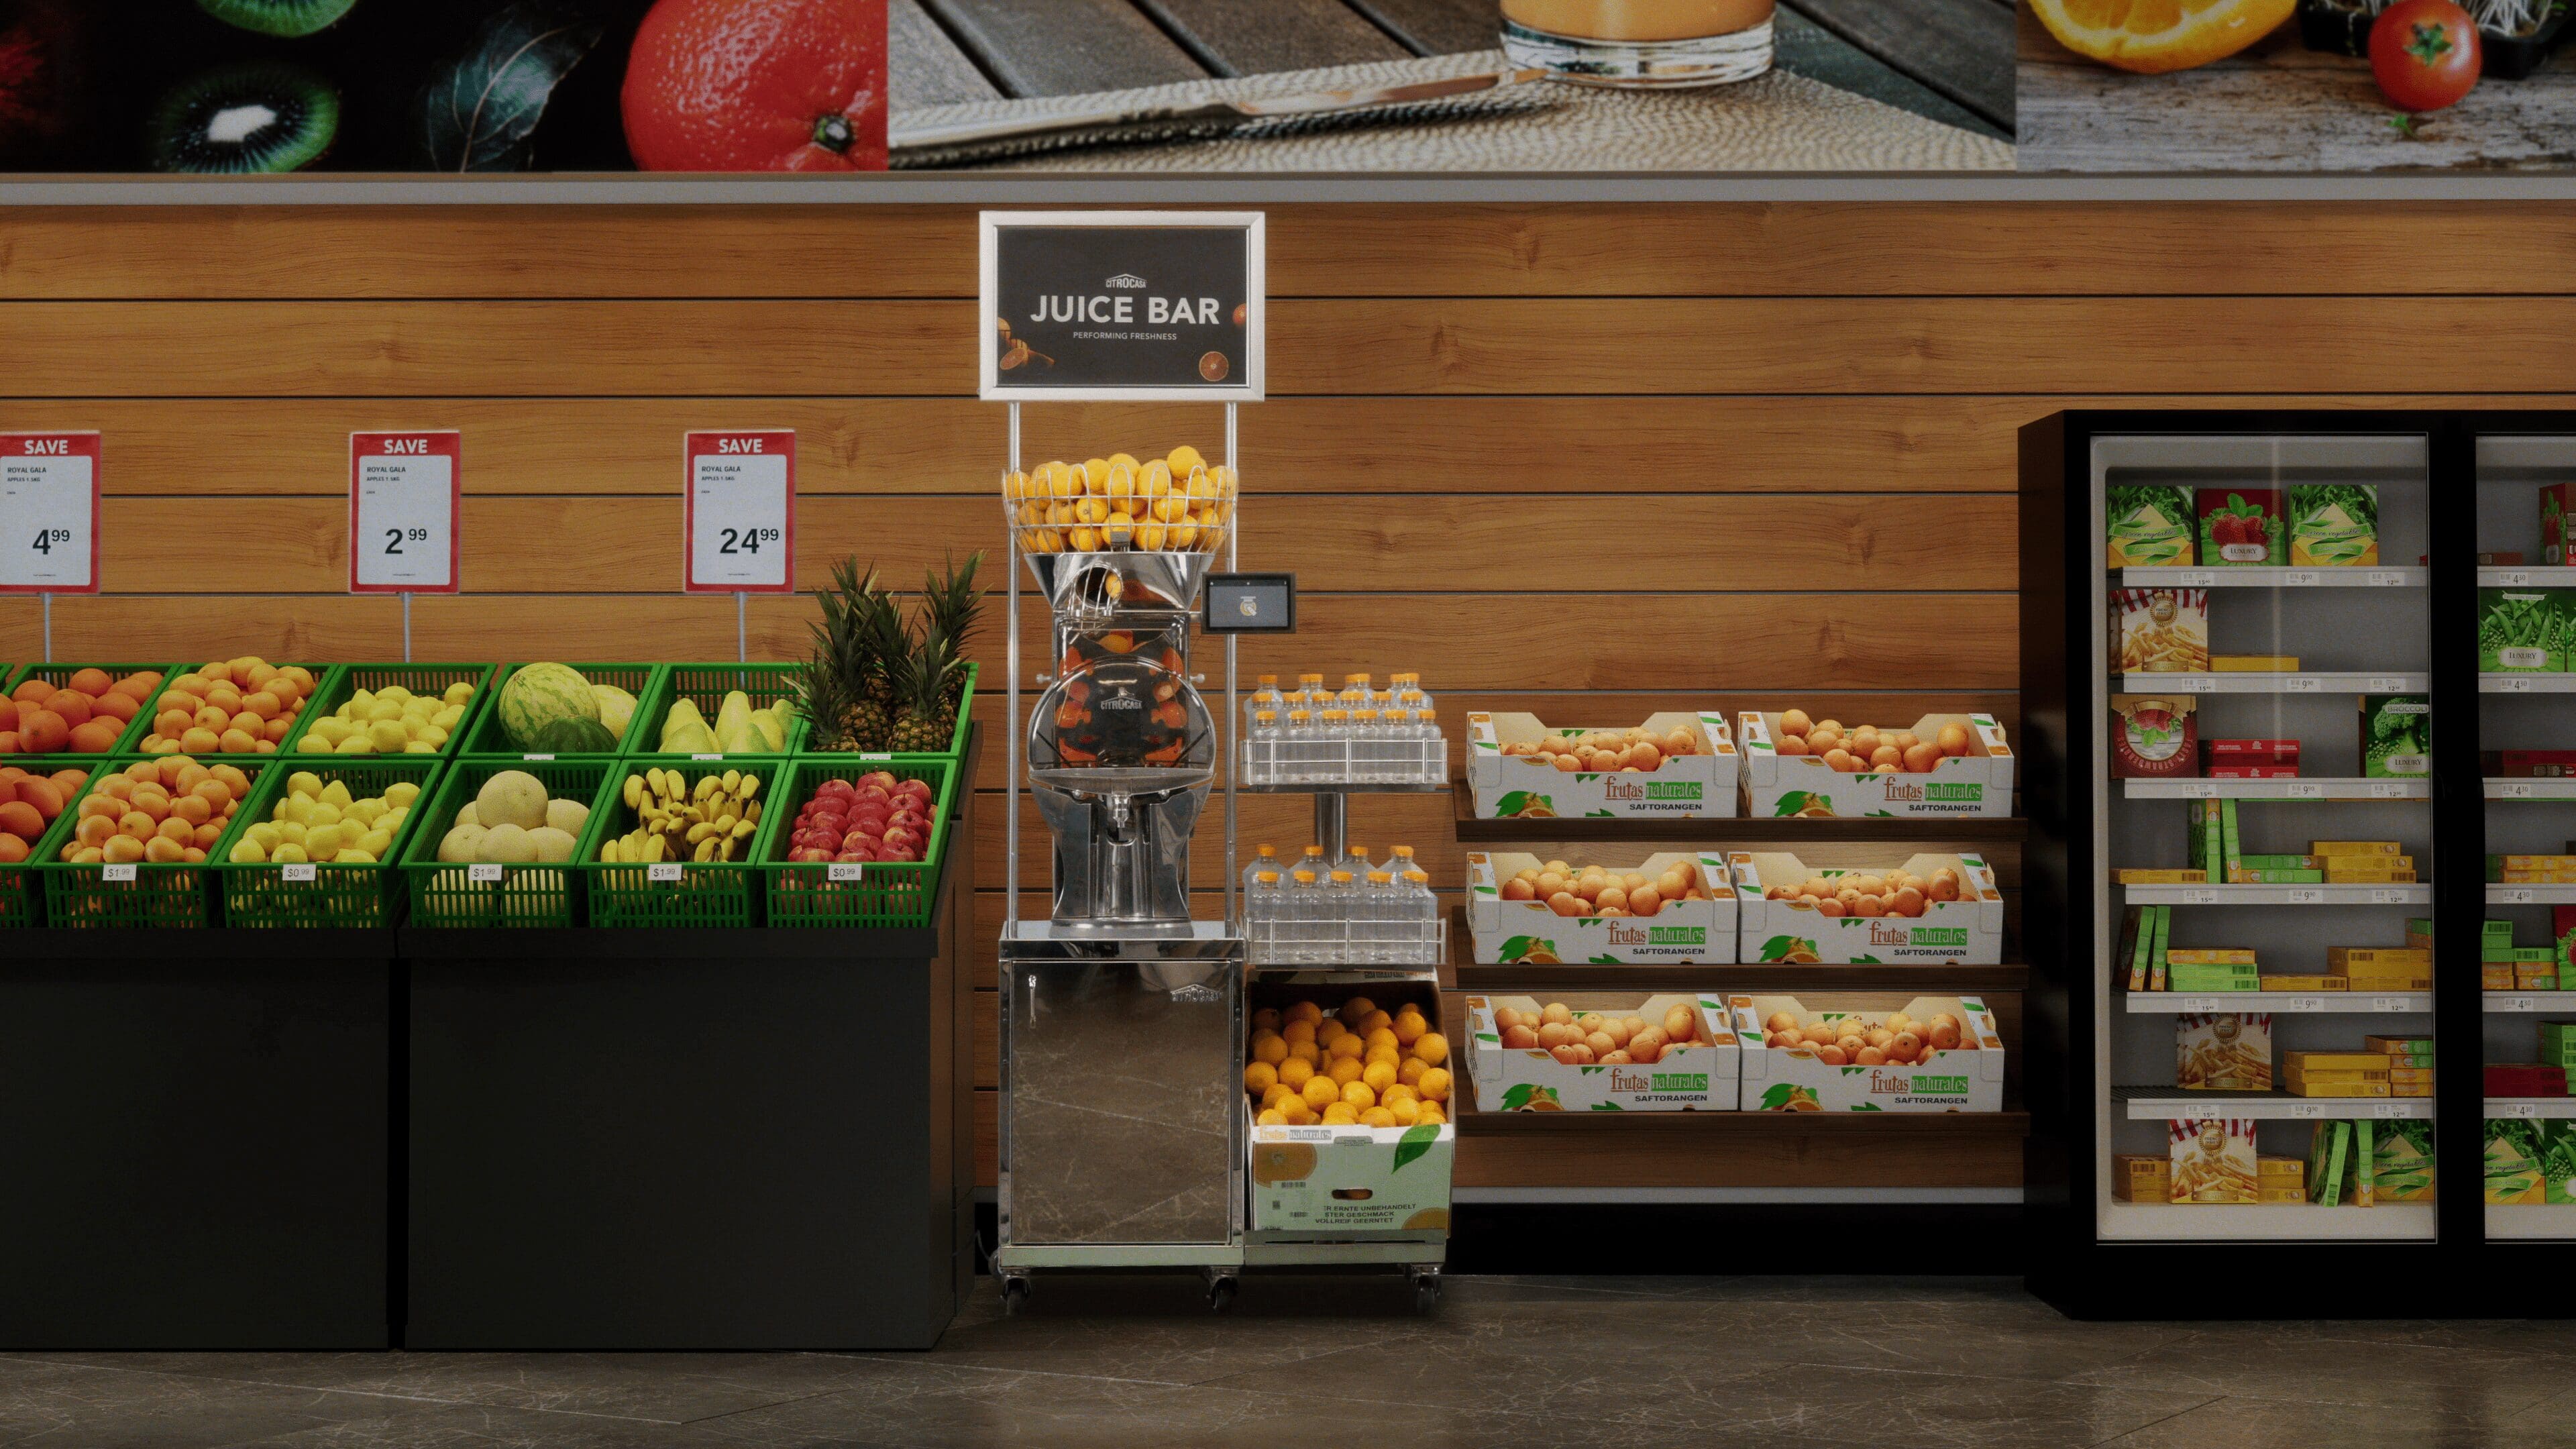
600,767,763,865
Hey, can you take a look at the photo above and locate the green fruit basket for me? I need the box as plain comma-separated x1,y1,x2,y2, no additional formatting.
629,663,808,758
574,757,790,928
457,663,665,759
398,758,621,930
211,758,446,928
280,663,498,759
758,758,956,929
30,756,278,928
121,661,333,757
792,661,978,758
3,662,178,759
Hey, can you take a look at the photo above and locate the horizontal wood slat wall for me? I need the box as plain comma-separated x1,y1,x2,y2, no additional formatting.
5,200,2547,1187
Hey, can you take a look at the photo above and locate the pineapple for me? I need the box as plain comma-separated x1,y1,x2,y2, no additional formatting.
798,559,894,751
919,551,985,716
888,629,961,754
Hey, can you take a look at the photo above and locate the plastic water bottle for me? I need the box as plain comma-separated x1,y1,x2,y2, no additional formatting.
1250,674,1283,712
1362,870,1395,964
1247,869,1283,962
1287,869,1322,963
1403,868,1438,962
1285,710,1316,783
1350,708,1382,782
1318,709,1350,782
1243,843,1279,898
1326,870,1358,962
1385,844,1418,884
1336,841,1373,881
1411,708,1440,784
1248,708,1281,783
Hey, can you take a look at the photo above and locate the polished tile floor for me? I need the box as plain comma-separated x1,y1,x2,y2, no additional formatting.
6,1276,2575,1448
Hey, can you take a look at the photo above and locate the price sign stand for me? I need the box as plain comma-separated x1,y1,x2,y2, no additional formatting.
683,431,796,662
0,432,102,660
350,432,462,662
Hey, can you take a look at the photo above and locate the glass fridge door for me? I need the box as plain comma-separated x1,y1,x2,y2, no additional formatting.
2473,435,2576,1241
2090,433,2437,1241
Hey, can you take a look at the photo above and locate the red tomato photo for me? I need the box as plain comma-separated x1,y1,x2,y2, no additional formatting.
2371,0,2481,113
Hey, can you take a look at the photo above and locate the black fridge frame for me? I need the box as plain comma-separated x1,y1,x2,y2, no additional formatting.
2023,409,2570,1319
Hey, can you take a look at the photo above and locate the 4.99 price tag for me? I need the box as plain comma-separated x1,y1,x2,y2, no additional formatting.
684,431,795,593
349,431,460,593
0,431,101,594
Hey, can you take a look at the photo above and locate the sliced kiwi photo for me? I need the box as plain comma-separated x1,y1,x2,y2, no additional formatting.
195,0,362,39
146,61,341,174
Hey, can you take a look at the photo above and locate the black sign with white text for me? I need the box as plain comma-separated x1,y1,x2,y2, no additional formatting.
981,212,1265,400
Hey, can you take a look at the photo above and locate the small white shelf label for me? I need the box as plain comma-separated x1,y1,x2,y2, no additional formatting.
100,862,136,883
2500,888,2538,904
2187,888,2220,904
2283,570,2319,586
2369,571,2405,586
827,862,866,882
468,863,504,883
647,862,684,883
282,863,317,883
2286,888,2324,904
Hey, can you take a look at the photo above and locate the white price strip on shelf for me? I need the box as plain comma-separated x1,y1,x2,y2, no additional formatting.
2371,782,2412,798
2501,570,2533,586
2369,571,2406,586
2180,996,2220,1012
2290,1102,2326,1120
2180,570,2215,587
2284,570,2319,586
684,431,796,593
0,431,101,594
2285,782,2323,800
2282,676,2320,692
2500,888,2538,904
2369,677,2410,692
2371,997,2404,1013
2373,1103,2411,1118
2287,888,2324,904
2504,782,2537,799
2499,676,2536,693
648,861,685,883
2287,996,2325,1012
2500,1102,2541,1120
2371,888,2412,904
2188,888,2220,904
348,431,460,593
2507,996,2537,1012
2183,781,2218,799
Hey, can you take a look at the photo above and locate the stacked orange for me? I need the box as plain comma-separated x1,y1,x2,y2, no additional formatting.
136,658,316,757
1244,995,1452,1129
0,669,162,755
0,764,89,865
55,757,253,867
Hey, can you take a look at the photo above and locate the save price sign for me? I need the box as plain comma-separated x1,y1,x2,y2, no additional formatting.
684,431,796,593
0,432,101,594
349,431,460,593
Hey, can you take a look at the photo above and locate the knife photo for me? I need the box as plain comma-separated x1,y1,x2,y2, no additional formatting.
892,69,1554,168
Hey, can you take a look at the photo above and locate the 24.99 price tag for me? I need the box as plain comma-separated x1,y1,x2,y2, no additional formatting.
0,432,101,594
349,431,460,593
684,431,795,593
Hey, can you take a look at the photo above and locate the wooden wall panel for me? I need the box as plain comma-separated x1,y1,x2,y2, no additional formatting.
18,199,2559,1189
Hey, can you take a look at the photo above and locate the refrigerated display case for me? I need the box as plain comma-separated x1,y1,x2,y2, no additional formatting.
2023,413,2494,1315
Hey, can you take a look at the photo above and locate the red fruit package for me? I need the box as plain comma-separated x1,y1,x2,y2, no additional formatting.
2197,489,2284,566
2112,694,2197,778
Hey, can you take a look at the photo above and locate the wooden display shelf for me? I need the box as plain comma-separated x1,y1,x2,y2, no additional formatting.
1458,1102,2031,1138
1447,1087,2029,1190
1451,790,2029,843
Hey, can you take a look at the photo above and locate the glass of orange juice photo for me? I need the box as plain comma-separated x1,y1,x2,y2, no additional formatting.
1499,0,1774,87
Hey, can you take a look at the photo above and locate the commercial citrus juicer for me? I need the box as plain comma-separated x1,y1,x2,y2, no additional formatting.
990,411,1444,1315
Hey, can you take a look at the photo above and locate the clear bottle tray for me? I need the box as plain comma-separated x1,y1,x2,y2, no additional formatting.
1248,913,1446,968
1240,735,1446,788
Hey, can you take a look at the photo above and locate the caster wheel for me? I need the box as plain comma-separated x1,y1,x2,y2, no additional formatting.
1412,1273,1442,1314
1002,1278,1031,1316
1208,1277,1238,1313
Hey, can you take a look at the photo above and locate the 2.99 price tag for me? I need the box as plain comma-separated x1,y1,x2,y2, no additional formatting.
684,431,795,593
349,431,460,593
0,431,101,594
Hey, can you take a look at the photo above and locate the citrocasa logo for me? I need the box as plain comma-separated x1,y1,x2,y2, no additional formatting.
1106,273,1148,288
1605,923,1705,946
1603,778,1702,801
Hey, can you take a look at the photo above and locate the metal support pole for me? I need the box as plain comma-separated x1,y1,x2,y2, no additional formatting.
41,592,52,663
1311,790,1346,863
401,592,413,663
1224,403,1239,930
1006,403,1022,938
736,590,748,664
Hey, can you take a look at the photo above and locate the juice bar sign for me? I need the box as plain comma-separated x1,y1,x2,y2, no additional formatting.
979,211,1265,401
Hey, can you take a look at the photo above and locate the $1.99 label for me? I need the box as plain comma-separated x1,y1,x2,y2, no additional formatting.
0,432,101,594
684,431,795,593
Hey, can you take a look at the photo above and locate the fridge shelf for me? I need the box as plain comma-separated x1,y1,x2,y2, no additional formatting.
2114,1087,2434,1122
2119,567,2424,589
2121,992,2430,1014
2123,883,2430,905
2122,778,2424,801
2117,672,2429,695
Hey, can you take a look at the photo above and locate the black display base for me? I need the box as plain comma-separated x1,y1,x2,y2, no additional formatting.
402,882,971,1349
0,929,393,1349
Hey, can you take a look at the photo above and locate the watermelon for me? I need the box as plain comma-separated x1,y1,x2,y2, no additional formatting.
529,717,619,754
498,663,600,750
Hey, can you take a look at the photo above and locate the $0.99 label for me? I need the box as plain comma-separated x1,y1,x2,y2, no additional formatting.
684,431,796,593
0,432,101,594
349,431,460,593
